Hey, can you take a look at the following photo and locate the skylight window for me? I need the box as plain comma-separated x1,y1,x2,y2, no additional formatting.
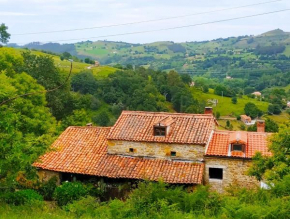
232,144,244,152
154,126,166,136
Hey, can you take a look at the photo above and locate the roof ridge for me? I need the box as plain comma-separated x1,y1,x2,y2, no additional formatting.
67,126,111,129
121,110,214,117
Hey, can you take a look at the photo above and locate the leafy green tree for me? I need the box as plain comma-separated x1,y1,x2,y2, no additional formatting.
247,118,279,133
214,84,234,97
180,73,192,84
61,109,91,129
20,51,73,120
231,96,237,104
0,23,10,44
71,70,98,94
93,111,110,126
0,71,57,188
244,102,262,119
268,104,281,115
249,123,290,182
215,111,221,119
226,120,230,127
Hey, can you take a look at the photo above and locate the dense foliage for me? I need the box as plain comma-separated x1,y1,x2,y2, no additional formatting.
1,180,290,218
249,122,290,182
0,48,57,189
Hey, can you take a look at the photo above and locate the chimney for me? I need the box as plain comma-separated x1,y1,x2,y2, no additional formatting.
204,107,213,115
257,120,265,132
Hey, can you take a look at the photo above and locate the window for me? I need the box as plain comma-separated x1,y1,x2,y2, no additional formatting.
232,144,244,152
170,151,176,157
209,168,223,180
154,126,166,136
129,148,134,153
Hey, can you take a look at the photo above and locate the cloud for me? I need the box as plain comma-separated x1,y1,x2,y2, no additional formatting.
0,12,36,16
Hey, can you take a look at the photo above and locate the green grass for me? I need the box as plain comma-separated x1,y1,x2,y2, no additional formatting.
284,45,290,56
217,120,245,131
91,66,118,79
262,112,290,124
15,48,90,74
192,88,269,116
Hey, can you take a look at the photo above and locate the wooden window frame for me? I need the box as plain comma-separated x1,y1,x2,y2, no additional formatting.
231,144,244,152
154,126,166,137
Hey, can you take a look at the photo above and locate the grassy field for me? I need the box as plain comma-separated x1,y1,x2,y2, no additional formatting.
90,66,118,79
192,88,269,116
262,112,290,124
217,120,245,131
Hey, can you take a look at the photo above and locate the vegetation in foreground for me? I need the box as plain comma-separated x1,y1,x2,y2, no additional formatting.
1,179,290,219
1,121,290,219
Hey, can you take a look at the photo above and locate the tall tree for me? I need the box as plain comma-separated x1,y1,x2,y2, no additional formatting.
249,123,290,182
0,23,10,44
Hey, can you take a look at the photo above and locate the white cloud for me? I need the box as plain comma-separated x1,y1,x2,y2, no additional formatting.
0,12,36,16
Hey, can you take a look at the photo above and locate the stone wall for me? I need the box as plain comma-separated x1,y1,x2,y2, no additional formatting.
204,157,259,193
37,169,61,185
107,140,205,161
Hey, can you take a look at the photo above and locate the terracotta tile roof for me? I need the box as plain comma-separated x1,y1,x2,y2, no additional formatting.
34,126,204,184
108,111,216,145
206,130,272,158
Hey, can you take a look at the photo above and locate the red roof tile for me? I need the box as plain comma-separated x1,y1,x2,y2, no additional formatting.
34,126,204,184
108,111,216,145
206,130,272,158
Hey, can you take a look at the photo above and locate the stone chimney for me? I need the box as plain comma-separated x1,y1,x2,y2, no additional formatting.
257,120,265,132
204,107,213,115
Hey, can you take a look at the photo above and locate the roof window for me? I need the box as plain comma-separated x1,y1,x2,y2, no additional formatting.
154,126,166,136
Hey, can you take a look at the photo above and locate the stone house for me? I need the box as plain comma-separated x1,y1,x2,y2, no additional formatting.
204,125,271,193
240,114,252,125
34,108,271,192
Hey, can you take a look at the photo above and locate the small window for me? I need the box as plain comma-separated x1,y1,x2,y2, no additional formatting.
232,144,244,152
129,148,134,153
209,168,223,180
170,151,176,157
154,126,166,136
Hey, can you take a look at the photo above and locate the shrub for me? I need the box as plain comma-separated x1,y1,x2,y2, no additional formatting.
38,176,58,200
64,196,100,217
2,189,43,206
53,182,88,206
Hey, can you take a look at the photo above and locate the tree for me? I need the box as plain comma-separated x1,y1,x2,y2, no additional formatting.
247,118,279,133
71,70,98,94
0,70,57,188
249,123,290,182
268,104,281,115
244,102,262,119
20,51,73,120
93,111,110,126
0,23,10,44
231,96,237,104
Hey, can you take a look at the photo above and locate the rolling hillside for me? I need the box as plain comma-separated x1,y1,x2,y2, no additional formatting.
11,29,290,75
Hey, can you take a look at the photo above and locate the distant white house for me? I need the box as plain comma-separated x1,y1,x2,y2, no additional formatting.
240,115,256,126
252,91,262,97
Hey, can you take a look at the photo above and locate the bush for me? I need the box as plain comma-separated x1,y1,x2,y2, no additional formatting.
38,176,58,200
2,189,43,206
54,182,88,206
64,196,100,217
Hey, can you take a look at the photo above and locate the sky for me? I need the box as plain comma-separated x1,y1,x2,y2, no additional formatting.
1,0,290,45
